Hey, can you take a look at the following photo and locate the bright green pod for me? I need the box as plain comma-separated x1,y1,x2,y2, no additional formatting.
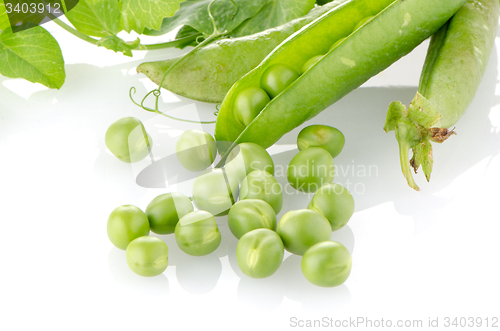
215,0,467,155
137,1,346,103
126,236,169,277
236,229,284,279
384,0,499,190
301,241,351,287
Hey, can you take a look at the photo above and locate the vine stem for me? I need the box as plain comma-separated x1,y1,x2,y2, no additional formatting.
51,17,199,50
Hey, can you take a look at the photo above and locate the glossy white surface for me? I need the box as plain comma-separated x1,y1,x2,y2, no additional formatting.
1,19,499,331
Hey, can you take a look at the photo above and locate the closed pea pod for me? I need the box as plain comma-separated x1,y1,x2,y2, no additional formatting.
384,0,499,190
215,0,467,155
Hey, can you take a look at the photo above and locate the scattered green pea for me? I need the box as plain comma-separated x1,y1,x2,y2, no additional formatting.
176,129,217,172
260,63,300,98
234,87,271,127
224,142,274,183
297,125,345,158
301,241,351,287
192,168,239,216
301,55,323,74
126,236,169,277
308,183,354,231
287,147,335,193
107,205,150,250
145,193,194,234
276,209,331,255
105,117,152,163
240,170,283,214
175,210,221,256
237,229,284,279
228,199,277,239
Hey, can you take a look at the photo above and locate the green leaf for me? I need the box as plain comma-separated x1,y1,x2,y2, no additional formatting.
0,26,65,89
64,0,121,37
174,24,202,48
383,101,406,132
230,0,315,37
120,0,185,34
407,92,441,128
144,0,268,36
0,0,10,31
96,35,142,56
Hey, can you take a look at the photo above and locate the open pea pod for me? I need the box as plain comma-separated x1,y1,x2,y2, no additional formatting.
215,0,467,155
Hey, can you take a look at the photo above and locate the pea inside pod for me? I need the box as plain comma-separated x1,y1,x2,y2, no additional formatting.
215,0,468,154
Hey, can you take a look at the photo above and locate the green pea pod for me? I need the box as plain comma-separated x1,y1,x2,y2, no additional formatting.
384,0,499,190
136,1,346,103
214,0,467,156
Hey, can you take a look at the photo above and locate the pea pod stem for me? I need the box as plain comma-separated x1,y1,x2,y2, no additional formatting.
384,0,499,190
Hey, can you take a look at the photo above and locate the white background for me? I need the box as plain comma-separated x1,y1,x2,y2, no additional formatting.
1,15,499,331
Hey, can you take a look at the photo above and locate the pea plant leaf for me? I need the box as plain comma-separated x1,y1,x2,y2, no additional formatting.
64,0,121,37
96,35,143,56
0,0,10,31
143,0,268,36
120,0,185,34
0,26,65,89
230,0,315,37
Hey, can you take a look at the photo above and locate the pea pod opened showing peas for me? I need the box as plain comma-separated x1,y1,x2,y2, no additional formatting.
137,1,347,103
384,0,499,190
214,0,468,155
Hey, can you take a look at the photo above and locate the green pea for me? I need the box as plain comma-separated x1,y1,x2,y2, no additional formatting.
192,168,239,216
233,87,271,127
287,147,335,193
236,229,284,278
308,183,355,231
224,142,274,183
145,193,194,234
354,15,374,30
107,205,150,250
301,241,352,287
260,63,300,98
301,55,323,74
105,117,152,163
329,37,347,51
227,199,277,239
276,209,331,255
297,125,345,158
176,130,217,172
239,170,283,214
126,236,168,277
175,210,221,256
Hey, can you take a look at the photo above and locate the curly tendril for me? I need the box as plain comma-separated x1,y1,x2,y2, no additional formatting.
129,0,238,124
